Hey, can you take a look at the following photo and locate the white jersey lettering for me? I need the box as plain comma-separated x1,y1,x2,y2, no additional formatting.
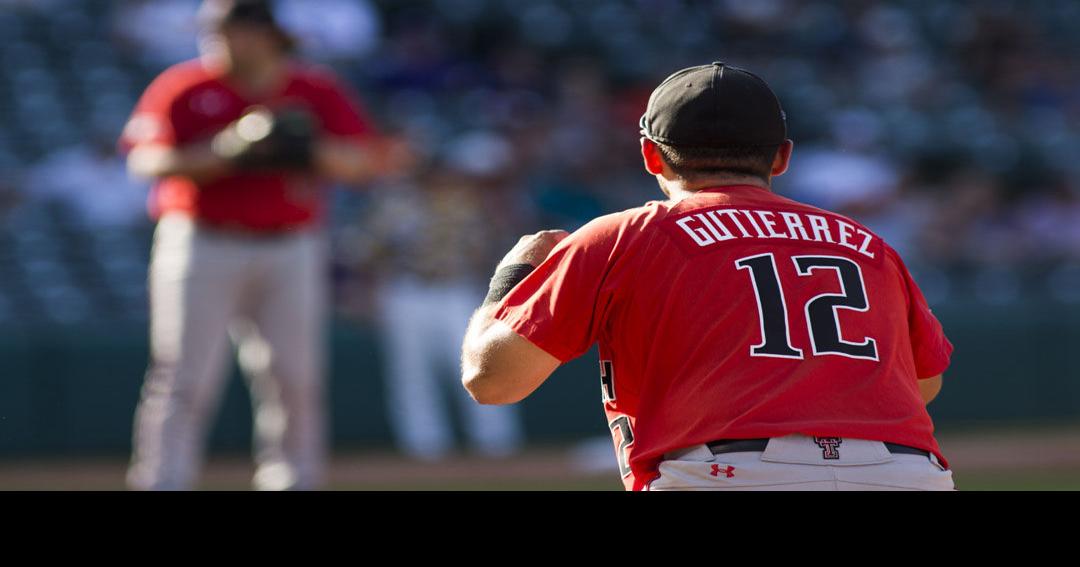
676,215,716,247
780,211,811,241
836,219,858,251
755,210,788,238
703,211,736,241
740,210,768,238
672,209,874,258
806,214,834,243
719,209,752,237
856,228,876,259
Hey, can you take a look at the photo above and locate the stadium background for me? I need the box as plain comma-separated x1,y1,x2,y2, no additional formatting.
0,0,1078,489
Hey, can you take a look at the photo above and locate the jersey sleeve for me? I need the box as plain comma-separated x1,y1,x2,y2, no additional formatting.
493,217,622,363
307,69,376,140
118,68,185,152
891,249,954,379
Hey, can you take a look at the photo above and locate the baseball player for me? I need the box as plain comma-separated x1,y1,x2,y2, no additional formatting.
461,62,955,491
361,163,525,461
121,0,401,490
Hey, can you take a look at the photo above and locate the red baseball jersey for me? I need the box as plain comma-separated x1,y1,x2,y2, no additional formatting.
494,185,953,490
120,59,374,231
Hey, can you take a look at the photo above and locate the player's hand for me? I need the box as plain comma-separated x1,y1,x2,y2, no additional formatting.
496,230,570,270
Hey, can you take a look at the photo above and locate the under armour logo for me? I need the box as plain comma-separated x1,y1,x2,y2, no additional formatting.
814,437,843,459
710,464,735,478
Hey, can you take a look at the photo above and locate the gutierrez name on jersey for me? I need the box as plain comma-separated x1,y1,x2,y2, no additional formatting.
674,208,876,259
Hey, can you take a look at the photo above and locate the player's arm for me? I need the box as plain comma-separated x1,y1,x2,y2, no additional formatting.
462,305,562,405
127,142,233,184
461,231,568,405
127,133,411,185
919,374,943,405
308,72,415,186
313,135,413,186
123,101,234,183
887,245,953,407
122,71,236,184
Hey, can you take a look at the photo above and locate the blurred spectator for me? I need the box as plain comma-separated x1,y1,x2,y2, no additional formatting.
919,169,1020,270
111,0,201,66
0,175,21,221
277,0,382,63
2,0,1080,330
783,108,900,213
1015,176,1080,263
0,0,67,11
23,134,149,228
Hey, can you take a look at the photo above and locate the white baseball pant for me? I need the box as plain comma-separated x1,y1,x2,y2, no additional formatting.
647,433,956,491
128,214,328,490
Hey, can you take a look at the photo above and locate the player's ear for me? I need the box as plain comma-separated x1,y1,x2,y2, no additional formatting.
641,138,666,176
770,139,794,177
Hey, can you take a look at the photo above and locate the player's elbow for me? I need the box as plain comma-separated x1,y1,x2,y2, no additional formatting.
461,368,524,405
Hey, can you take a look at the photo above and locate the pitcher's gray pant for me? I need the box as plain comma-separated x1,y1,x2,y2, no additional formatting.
128,215,327,491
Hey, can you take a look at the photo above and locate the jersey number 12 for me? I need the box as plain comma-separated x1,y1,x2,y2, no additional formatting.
735,253,878,361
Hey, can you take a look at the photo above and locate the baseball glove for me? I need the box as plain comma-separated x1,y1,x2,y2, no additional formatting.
211,106,316,171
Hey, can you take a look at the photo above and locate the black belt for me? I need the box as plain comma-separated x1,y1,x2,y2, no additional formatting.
706,438,931,458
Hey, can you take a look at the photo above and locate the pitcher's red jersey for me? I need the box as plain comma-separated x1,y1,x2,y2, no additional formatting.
493,185,953,490
120,59,373,231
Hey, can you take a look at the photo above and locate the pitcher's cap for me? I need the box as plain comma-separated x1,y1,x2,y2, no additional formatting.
198,0,297,50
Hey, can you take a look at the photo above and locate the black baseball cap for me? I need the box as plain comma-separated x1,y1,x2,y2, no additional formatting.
198,0,297,51
639,62,787,148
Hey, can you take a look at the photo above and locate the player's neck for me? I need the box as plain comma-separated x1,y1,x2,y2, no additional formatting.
661,175,772,201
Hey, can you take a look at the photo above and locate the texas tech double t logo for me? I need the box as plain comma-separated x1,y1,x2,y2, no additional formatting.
814,436,843,459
